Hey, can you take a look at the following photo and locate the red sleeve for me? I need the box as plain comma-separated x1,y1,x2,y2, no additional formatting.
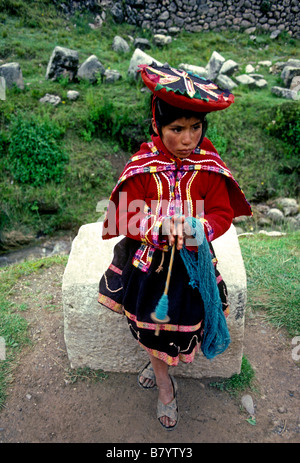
200,172,234,242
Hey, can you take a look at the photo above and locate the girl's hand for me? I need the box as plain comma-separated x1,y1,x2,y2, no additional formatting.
162,215,194,250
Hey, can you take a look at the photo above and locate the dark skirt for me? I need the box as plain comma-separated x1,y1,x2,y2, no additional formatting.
98,237,229,366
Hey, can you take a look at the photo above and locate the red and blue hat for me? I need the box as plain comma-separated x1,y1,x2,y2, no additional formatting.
139,62,234,112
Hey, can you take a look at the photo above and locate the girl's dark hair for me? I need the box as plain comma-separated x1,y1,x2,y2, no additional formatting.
150,96,208,144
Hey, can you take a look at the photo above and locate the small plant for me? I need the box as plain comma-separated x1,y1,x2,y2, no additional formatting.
4,114,68,186
65,367,108,384
210,356,255,395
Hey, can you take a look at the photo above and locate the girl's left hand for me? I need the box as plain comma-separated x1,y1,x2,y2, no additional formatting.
162,215,193,250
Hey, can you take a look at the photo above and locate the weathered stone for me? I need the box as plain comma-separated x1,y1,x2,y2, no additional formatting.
67,90,80,101
281,66,300,88
39,93,61,106
276,198,299,216
258,60,272,67
104,69,122,83
290,76,300,92
0,62,24,89
206,51,225,80
267,208,284,223
235,74,256,87
77,55,105,83
63,222,248,379
219,59,239,76
111,2,124,23
128,48,162,79
45,46,79,82
245,64,255,73
254,78,268,88
153,34,172,46
270,29,281,39
133,38,151,50
112,36,130,53
271,86,300,100
216,74,237,91
178,63,208,78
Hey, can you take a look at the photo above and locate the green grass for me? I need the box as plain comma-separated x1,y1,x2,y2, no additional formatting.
239,231,300,337
0,255,68,408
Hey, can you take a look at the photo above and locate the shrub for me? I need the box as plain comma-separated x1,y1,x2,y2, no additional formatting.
266,102,300,155
4,114,68,186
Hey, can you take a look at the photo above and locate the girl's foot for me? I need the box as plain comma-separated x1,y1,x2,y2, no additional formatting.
157,375,178,430
138,361,156,389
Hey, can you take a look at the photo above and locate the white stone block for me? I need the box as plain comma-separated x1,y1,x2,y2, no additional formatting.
62,222,247,378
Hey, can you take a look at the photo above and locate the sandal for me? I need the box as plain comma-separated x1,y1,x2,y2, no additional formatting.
157,375,178,431
138,361,157,389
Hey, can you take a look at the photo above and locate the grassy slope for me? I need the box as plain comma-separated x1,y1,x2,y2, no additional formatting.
0,4,299,242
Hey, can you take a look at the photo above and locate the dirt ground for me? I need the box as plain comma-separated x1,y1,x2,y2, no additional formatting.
0,263,299,444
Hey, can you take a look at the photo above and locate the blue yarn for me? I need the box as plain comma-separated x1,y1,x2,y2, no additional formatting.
180,217,231,360
155,293,169,320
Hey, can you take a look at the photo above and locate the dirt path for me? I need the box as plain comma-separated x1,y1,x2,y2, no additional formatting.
0,263,299,444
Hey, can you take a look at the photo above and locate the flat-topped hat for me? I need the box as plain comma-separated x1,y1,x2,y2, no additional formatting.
139,62,234,112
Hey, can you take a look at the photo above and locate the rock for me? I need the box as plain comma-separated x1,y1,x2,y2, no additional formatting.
278,406,287,414
271,86,300,101
245,64,255,74
258,60,272,67
258,230,286,237
267,208,284,223
241,394,255,416
127,48,162,80
179,63,208,78
219,59,239,76
112,36,130,53
290,76,300,92
67,90,80,101
216,74,237,91
257,217,272,227
104,69,122,83
0,76,5,100
281,66,300,88
0,62,24,89
153,34,172,47
39,93,61,106
286,217,300,230
270,29,281,39
89,14,103,30
276,198,299,216
206,51,225,80
77,55,105,84
0,230,35,250
133,38,151,51
254,78,268,89
235,74,256,88
63,222,248,379
110,2,124,23
45,46,79,82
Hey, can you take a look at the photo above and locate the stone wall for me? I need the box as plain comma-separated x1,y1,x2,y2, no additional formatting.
55,0,300,38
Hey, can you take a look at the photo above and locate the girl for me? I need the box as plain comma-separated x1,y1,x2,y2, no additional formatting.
98,63,251,430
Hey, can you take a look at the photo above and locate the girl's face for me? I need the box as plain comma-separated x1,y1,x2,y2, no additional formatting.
152,116,203,159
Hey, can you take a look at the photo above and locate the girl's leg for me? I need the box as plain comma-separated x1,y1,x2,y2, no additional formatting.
149,354,176,428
